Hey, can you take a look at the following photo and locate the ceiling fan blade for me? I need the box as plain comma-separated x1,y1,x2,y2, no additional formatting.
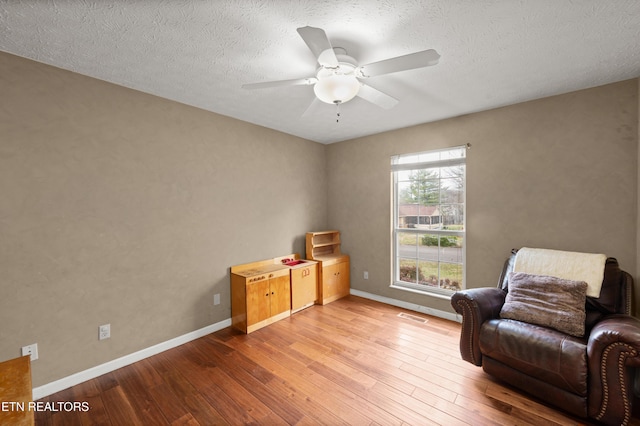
356,83,399,109
296,26,339,68
302,97,322,118
242,77,317,90
357,49,440,78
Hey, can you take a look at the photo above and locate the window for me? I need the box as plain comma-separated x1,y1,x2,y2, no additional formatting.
391,146,466,296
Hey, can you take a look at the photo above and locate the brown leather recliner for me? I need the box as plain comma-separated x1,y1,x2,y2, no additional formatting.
451,250,640,426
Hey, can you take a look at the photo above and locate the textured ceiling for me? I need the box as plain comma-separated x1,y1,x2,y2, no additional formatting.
1,1,639,144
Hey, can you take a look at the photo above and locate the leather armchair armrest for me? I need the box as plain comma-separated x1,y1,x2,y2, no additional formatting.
451,288,506,366
587,315,640,426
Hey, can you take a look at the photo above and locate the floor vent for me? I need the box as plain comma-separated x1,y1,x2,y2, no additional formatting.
397,312,429,324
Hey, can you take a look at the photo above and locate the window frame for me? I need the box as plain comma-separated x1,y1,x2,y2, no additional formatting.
390,145,467,298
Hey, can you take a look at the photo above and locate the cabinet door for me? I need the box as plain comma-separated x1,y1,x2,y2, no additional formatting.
291,266,317,311
336,260,350,298
269,274,291,317
247,280,270,326
323,263,341,299
322,259,350,302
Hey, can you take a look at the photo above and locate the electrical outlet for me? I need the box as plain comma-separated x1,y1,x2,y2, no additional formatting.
214,293,221,305
21,343,38,361
364,271,369,280
99,324,111,340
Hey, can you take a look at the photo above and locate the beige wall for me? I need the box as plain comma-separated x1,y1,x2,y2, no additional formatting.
0,52,327,386
2,49,639,389
327,79,638,315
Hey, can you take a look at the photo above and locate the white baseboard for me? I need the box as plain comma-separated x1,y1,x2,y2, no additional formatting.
34,292,458,400
33,318,232,400
350,289,461,323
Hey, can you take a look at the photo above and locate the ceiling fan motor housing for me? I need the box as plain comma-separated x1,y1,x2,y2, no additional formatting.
314,49,360,104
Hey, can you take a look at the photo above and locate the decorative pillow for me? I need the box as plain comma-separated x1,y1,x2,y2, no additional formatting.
500,272,588,337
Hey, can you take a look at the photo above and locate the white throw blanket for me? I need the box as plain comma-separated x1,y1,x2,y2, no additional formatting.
513,247,607,298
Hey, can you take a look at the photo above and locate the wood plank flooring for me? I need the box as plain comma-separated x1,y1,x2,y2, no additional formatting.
34,296,639,425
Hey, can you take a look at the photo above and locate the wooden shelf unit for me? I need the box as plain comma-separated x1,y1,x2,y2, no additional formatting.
306,230,342,259
306,231,350,305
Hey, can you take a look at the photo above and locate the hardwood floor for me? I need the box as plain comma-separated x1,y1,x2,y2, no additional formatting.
35,296,638,425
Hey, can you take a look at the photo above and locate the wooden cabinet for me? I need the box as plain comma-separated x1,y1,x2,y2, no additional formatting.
316,255,350,304
273,254,319,313
231,253,321,333
231,265,291,334
0,356,33,426
306,231,350,305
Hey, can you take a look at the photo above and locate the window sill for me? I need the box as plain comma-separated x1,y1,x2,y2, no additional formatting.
390,282,454,301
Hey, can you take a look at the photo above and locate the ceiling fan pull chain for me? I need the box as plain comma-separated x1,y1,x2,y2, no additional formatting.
335,101,341,123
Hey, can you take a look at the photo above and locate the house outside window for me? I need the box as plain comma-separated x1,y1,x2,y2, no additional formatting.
391,146,466,296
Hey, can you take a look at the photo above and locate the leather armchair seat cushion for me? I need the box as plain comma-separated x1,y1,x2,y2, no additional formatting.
479,318,588,396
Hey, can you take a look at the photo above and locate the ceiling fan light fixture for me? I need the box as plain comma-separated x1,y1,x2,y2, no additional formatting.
313,74,360,104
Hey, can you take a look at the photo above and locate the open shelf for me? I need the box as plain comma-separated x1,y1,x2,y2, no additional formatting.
306,230,341,259
306,230,350,305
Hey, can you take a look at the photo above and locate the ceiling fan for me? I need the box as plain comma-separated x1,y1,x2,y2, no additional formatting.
242,26,440,114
